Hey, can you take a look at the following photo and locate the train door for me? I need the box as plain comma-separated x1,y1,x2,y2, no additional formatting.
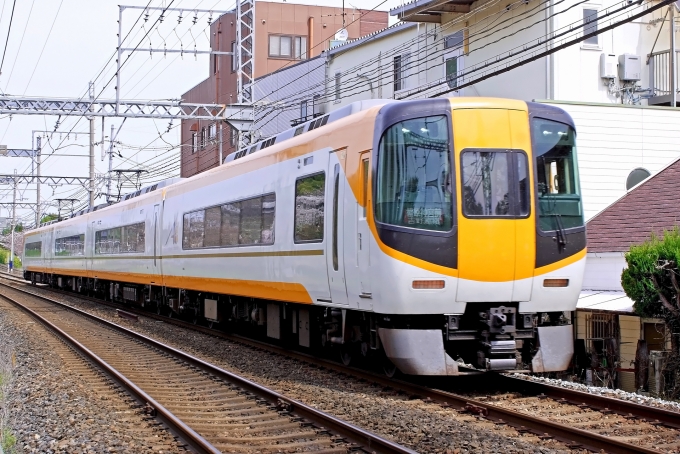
153,204,161,278
357,153,372,299
454,108,534,302
326,154,349,306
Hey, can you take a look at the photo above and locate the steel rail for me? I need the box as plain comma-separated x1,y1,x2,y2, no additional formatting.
0,291,221,454
0,279,417,454
497,374,680,429
0,275,670,453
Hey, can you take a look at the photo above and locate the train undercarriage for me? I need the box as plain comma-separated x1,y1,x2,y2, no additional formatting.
25,270,574,376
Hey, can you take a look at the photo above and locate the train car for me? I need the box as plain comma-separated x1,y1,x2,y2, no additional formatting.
23,97,586,376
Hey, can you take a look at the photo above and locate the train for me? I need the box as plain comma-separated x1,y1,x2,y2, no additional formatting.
21,97,586,376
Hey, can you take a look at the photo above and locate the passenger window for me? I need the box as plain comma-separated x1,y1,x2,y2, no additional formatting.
461,151,511,217
183,194,276,249
517,153,530,216
294,173,325,243
375,115,453,231
362,158,369,218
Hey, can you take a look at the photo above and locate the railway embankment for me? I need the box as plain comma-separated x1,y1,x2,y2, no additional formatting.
0,295,182,453
1,279,580,454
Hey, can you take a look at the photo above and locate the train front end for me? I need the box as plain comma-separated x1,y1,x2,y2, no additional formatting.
369,98,586,375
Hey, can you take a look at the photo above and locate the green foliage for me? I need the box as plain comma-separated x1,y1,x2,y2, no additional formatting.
0,223,21,235
40,213,58,224
0,249,20,268
1,428,16,452
622,228,680,319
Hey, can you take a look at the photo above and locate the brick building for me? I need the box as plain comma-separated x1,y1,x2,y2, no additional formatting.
180,2,388,177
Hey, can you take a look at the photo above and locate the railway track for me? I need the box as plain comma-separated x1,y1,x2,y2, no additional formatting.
3,275,680,453
0,279,416,454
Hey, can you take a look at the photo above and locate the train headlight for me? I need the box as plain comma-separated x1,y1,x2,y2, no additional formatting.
543,278,569,287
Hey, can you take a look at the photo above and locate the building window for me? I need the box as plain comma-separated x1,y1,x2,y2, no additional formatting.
394,55,410,92
213,53,218,75
209,123,217,140
182,193,276,249
583,9,598,45
300,100,308,121
191,133,198,154
294,173,325,243
201,127,206,149
269,34,307,60
335,73,341,101
446,57,458,89
231,41,237,72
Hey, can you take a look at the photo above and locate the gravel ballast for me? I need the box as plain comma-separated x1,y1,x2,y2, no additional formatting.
0,296,182,454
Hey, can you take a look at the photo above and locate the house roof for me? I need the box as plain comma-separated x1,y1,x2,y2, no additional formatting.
586,155,680,253
390,0,473,22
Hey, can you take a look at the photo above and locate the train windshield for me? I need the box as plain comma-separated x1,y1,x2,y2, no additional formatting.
375,115,453,231
532,118,584,231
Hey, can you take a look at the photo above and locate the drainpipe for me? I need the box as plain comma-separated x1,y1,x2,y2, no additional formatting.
671,5,677,107
308,17,314,58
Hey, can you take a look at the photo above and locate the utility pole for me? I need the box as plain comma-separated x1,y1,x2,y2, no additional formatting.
107,124,114,203
10,169,16,273
89,82,95,208
36,136,41,226
218,123,223,165
671,5,677,107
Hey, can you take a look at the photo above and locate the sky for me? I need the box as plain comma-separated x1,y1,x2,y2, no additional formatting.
0,0,405,226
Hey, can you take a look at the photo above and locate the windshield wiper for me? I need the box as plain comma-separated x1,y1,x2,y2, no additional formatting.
554,213,568,248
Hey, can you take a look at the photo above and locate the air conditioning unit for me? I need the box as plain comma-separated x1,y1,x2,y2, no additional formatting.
618,53,641,81
600,53,617,79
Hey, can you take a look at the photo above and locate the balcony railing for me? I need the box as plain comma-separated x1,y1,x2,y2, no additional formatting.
648,49,680,105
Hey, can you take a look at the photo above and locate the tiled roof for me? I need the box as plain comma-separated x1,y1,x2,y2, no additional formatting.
586,156,680,253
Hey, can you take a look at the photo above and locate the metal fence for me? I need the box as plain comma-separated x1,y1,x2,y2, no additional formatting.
648,49,680,96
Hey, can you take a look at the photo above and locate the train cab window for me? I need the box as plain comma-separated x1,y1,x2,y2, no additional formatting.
24,241,42,257
294,173,325,243
375,115,453,231
461,150,530,218
461,151,511,216
531,118,584,231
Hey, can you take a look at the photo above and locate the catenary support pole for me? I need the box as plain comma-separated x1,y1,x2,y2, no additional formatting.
89,82,95,208
107,124,114,203
10,169,16,273
36,136,41,226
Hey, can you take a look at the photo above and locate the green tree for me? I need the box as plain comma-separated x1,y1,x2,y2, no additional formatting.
622,228,680,397
40,213,58,224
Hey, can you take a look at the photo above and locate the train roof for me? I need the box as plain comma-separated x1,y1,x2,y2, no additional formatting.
225,99,396,164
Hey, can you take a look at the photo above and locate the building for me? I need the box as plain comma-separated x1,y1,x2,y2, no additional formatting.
253,0,680,220
180,2,388,178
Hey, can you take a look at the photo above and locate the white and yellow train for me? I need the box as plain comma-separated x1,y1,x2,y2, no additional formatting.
22,97,586,376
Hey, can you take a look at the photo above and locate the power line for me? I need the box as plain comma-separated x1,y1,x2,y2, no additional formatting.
0,0,16,76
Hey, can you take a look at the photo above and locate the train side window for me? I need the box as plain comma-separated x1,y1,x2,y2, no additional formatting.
55,234,85,256
25,241,42,257
361,158,369,219
294,173,325,243
517,152,530,216
261,194,276,244
239,197,263,245
95,222,145,254
183,211,205,249
204,207,222,247
220,203,241,246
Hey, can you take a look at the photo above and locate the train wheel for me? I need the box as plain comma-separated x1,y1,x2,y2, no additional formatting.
339,344,352,366
383,357,398,378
